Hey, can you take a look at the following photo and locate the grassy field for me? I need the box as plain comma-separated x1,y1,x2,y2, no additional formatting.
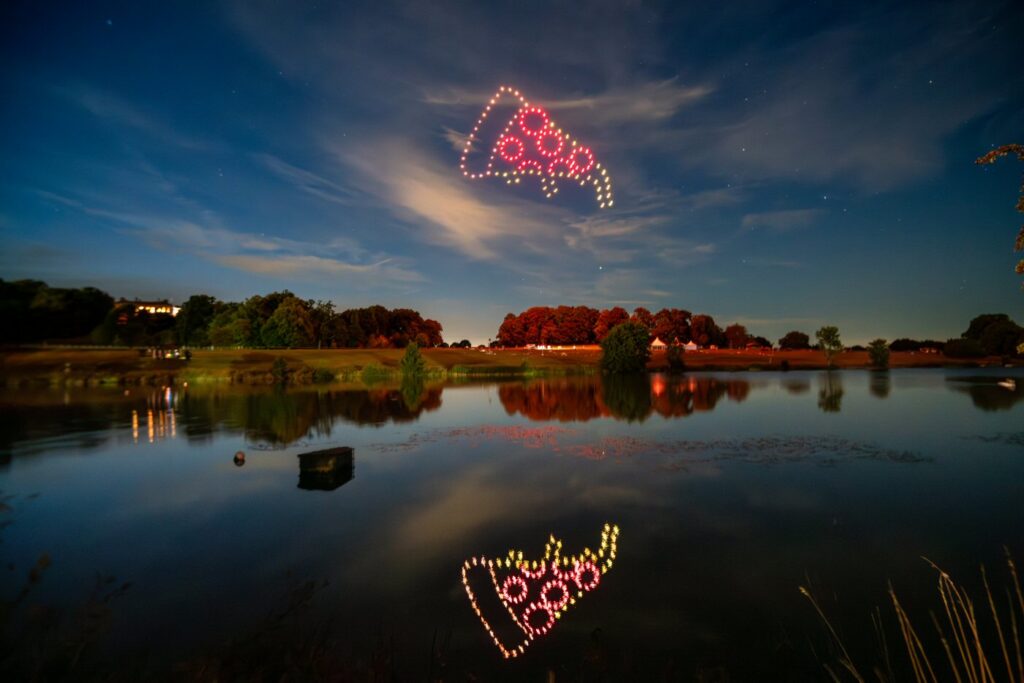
0,346,1012,386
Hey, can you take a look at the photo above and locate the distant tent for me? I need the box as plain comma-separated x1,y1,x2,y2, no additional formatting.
683,341,698,351
650,337,668,350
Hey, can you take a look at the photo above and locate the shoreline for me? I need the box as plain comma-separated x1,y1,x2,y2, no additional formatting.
0,347,1016,388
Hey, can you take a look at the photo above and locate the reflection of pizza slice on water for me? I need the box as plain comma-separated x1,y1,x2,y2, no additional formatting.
459,85,614,209
461,523,619,658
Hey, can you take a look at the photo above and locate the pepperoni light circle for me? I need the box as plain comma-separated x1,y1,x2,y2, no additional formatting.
522,602,556,636
536,130,565,158
552,561,577,582
497,135,524,164
569,146,595,175
539,579,570,610
574,560,601,592
517,158,543,174
547,157,576,177
517,106,550,137
501,575,529,604
521,561,547,579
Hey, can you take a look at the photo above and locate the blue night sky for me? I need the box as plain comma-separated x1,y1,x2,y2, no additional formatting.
1,1,1022,344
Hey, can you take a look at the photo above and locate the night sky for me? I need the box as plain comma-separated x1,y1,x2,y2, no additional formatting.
2,1,1022,344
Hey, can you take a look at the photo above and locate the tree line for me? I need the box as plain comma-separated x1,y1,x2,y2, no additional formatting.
187,293,444,349
0,280,446,349
496,306,770,349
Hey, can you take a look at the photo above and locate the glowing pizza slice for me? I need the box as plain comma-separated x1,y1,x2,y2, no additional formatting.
461,523,620,658
459,86,614,209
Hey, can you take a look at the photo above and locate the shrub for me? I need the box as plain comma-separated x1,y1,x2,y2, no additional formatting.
270,356,289,384
360,363,394,383
600,322,650,374
867,339,890,369
666,344,685,373
311,367,335,383
400,342,426,377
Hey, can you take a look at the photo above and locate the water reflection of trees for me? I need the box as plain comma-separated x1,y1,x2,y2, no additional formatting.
947,377,1024,411
817,372,844,413
869,371,891,399
0,386,444,456
177,387,443,446
498,375,753,423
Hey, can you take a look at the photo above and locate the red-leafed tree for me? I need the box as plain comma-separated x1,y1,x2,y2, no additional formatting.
652,308,692,344
630,307,654,332
690,314,725,348
976,144,1024,289
725,323,749,349
593,307,630,341
497,313,524,347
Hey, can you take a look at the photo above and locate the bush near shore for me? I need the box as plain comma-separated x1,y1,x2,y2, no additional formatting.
0,346,1014,387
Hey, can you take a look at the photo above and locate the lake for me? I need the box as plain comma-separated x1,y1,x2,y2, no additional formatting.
2,368,1023,680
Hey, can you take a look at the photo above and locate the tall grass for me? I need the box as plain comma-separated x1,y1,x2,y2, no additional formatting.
801,548,1024,682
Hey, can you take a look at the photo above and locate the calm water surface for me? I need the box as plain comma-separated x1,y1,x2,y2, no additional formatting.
2,369,1023,680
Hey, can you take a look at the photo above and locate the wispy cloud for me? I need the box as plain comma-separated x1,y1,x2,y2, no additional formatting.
741,257,803,269
334,137,568,261
425,78,712,127
742,208,824,232
54,84,213,151
253,153,357,206
440,126,469,152
35,190,423,284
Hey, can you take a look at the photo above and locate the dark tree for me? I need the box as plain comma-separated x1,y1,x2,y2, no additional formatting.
690,314,724,348
944,338,986,358
0,280,114,342
176,294,218,346
889,338,922,352
666,343,685,373
868,339,890,368
778,330,811,350
600,322,650,374
963,314,1012,340
961,313,1023,356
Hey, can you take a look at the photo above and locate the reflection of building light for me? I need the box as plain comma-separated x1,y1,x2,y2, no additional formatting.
169,409,176,438
651,374,666,397
147,409,154,443
132,410,139,443
461,523,619,658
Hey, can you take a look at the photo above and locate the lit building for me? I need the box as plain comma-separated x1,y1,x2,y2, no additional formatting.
115,298,181,317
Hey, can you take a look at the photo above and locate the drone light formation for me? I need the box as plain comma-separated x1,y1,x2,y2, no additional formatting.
459,86,614,209
461,522,620,658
